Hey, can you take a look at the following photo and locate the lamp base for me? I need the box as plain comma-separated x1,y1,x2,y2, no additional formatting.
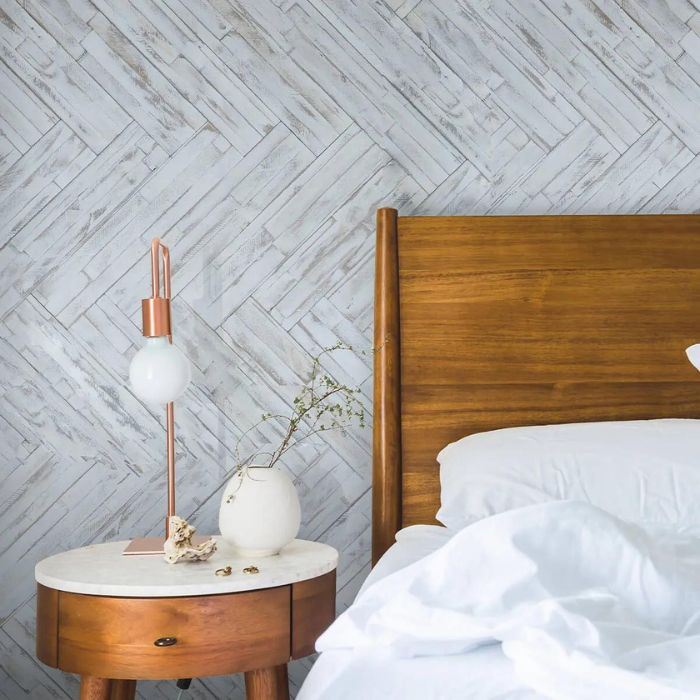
122,535,212,556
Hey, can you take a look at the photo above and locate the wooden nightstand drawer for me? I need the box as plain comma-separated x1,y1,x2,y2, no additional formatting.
56,587,290,679
36,539,338,698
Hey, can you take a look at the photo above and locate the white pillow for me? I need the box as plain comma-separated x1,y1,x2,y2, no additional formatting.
437,419,700,534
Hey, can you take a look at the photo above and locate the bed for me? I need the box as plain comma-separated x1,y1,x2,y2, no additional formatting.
299,210,700,699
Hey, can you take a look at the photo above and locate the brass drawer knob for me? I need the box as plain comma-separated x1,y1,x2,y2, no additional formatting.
154,637,177,647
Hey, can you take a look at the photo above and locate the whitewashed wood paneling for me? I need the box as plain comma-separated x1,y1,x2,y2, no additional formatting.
2,1,700,697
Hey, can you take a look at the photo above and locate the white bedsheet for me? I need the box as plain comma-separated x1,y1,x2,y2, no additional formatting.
298,646,537,699
300,502,700,700
299,524,536,699
358,524,453,596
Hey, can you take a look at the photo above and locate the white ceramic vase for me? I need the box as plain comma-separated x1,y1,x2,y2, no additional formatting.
219,466,301,557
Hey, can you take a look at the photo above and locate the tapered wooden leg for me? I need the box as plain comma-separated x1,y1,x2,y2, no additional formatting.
245,664,289,700
80,676,111,700
110,679,136,700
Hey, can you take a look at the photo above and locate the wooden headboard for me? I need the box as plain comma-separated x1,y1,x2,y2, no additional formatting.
372,208,700,563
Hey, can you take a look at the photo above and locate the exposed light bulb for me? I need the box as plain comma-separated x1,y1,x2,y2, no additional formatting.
129,337,191,404
686,344,700,372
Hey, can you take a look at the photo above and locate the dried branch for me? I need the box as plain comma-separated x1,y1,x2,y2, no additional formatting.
231,342,367,474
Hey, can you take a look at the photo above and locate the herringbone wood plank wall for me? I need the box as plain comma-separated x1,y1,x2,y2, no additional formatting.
2,0,700,697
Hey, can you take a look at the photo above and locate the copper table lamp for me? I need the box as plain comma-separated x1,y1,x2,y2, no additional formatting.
123,239,195,555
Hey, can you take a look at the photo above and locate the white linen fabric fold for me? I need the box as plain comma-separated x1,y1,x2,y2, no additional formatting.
436,419,700,534
298,646,536,699
357,524,454,596
315,501,700,700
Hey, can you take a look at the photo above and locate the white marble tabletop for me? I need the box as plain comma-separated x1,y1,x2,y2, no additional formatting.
35,538,338,597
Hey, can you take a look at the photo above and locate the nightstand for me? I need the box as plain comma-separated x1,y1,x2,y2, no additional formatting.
35,538,338,700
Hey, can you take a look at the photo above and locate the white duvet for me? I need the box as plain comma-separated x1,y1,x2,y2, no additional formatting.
311,502,700,699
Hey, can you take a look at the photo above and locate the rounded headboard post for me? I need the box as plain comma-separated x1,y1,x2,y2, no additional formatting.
373,207,402,565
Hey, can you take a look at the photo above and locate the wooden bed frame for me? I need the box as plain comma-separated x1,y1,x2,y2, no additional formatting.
372,208,700,564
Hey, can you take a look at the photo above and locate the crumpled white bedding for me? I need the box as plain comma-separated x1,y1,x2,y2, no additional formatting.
297,646,537,700
299,523,533,699
300,501,700,700
357,524,453,596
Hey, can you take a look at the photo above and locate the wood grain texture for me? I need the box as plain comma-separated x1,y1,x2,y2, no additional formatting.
35,584,58,668
372,208,402,564
109,680,136,700
6,1,700,697
35,572,334,695
56,587,290,679
79,677,111,700
375,213,700,532
291,570,336,659
244,665,289,700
